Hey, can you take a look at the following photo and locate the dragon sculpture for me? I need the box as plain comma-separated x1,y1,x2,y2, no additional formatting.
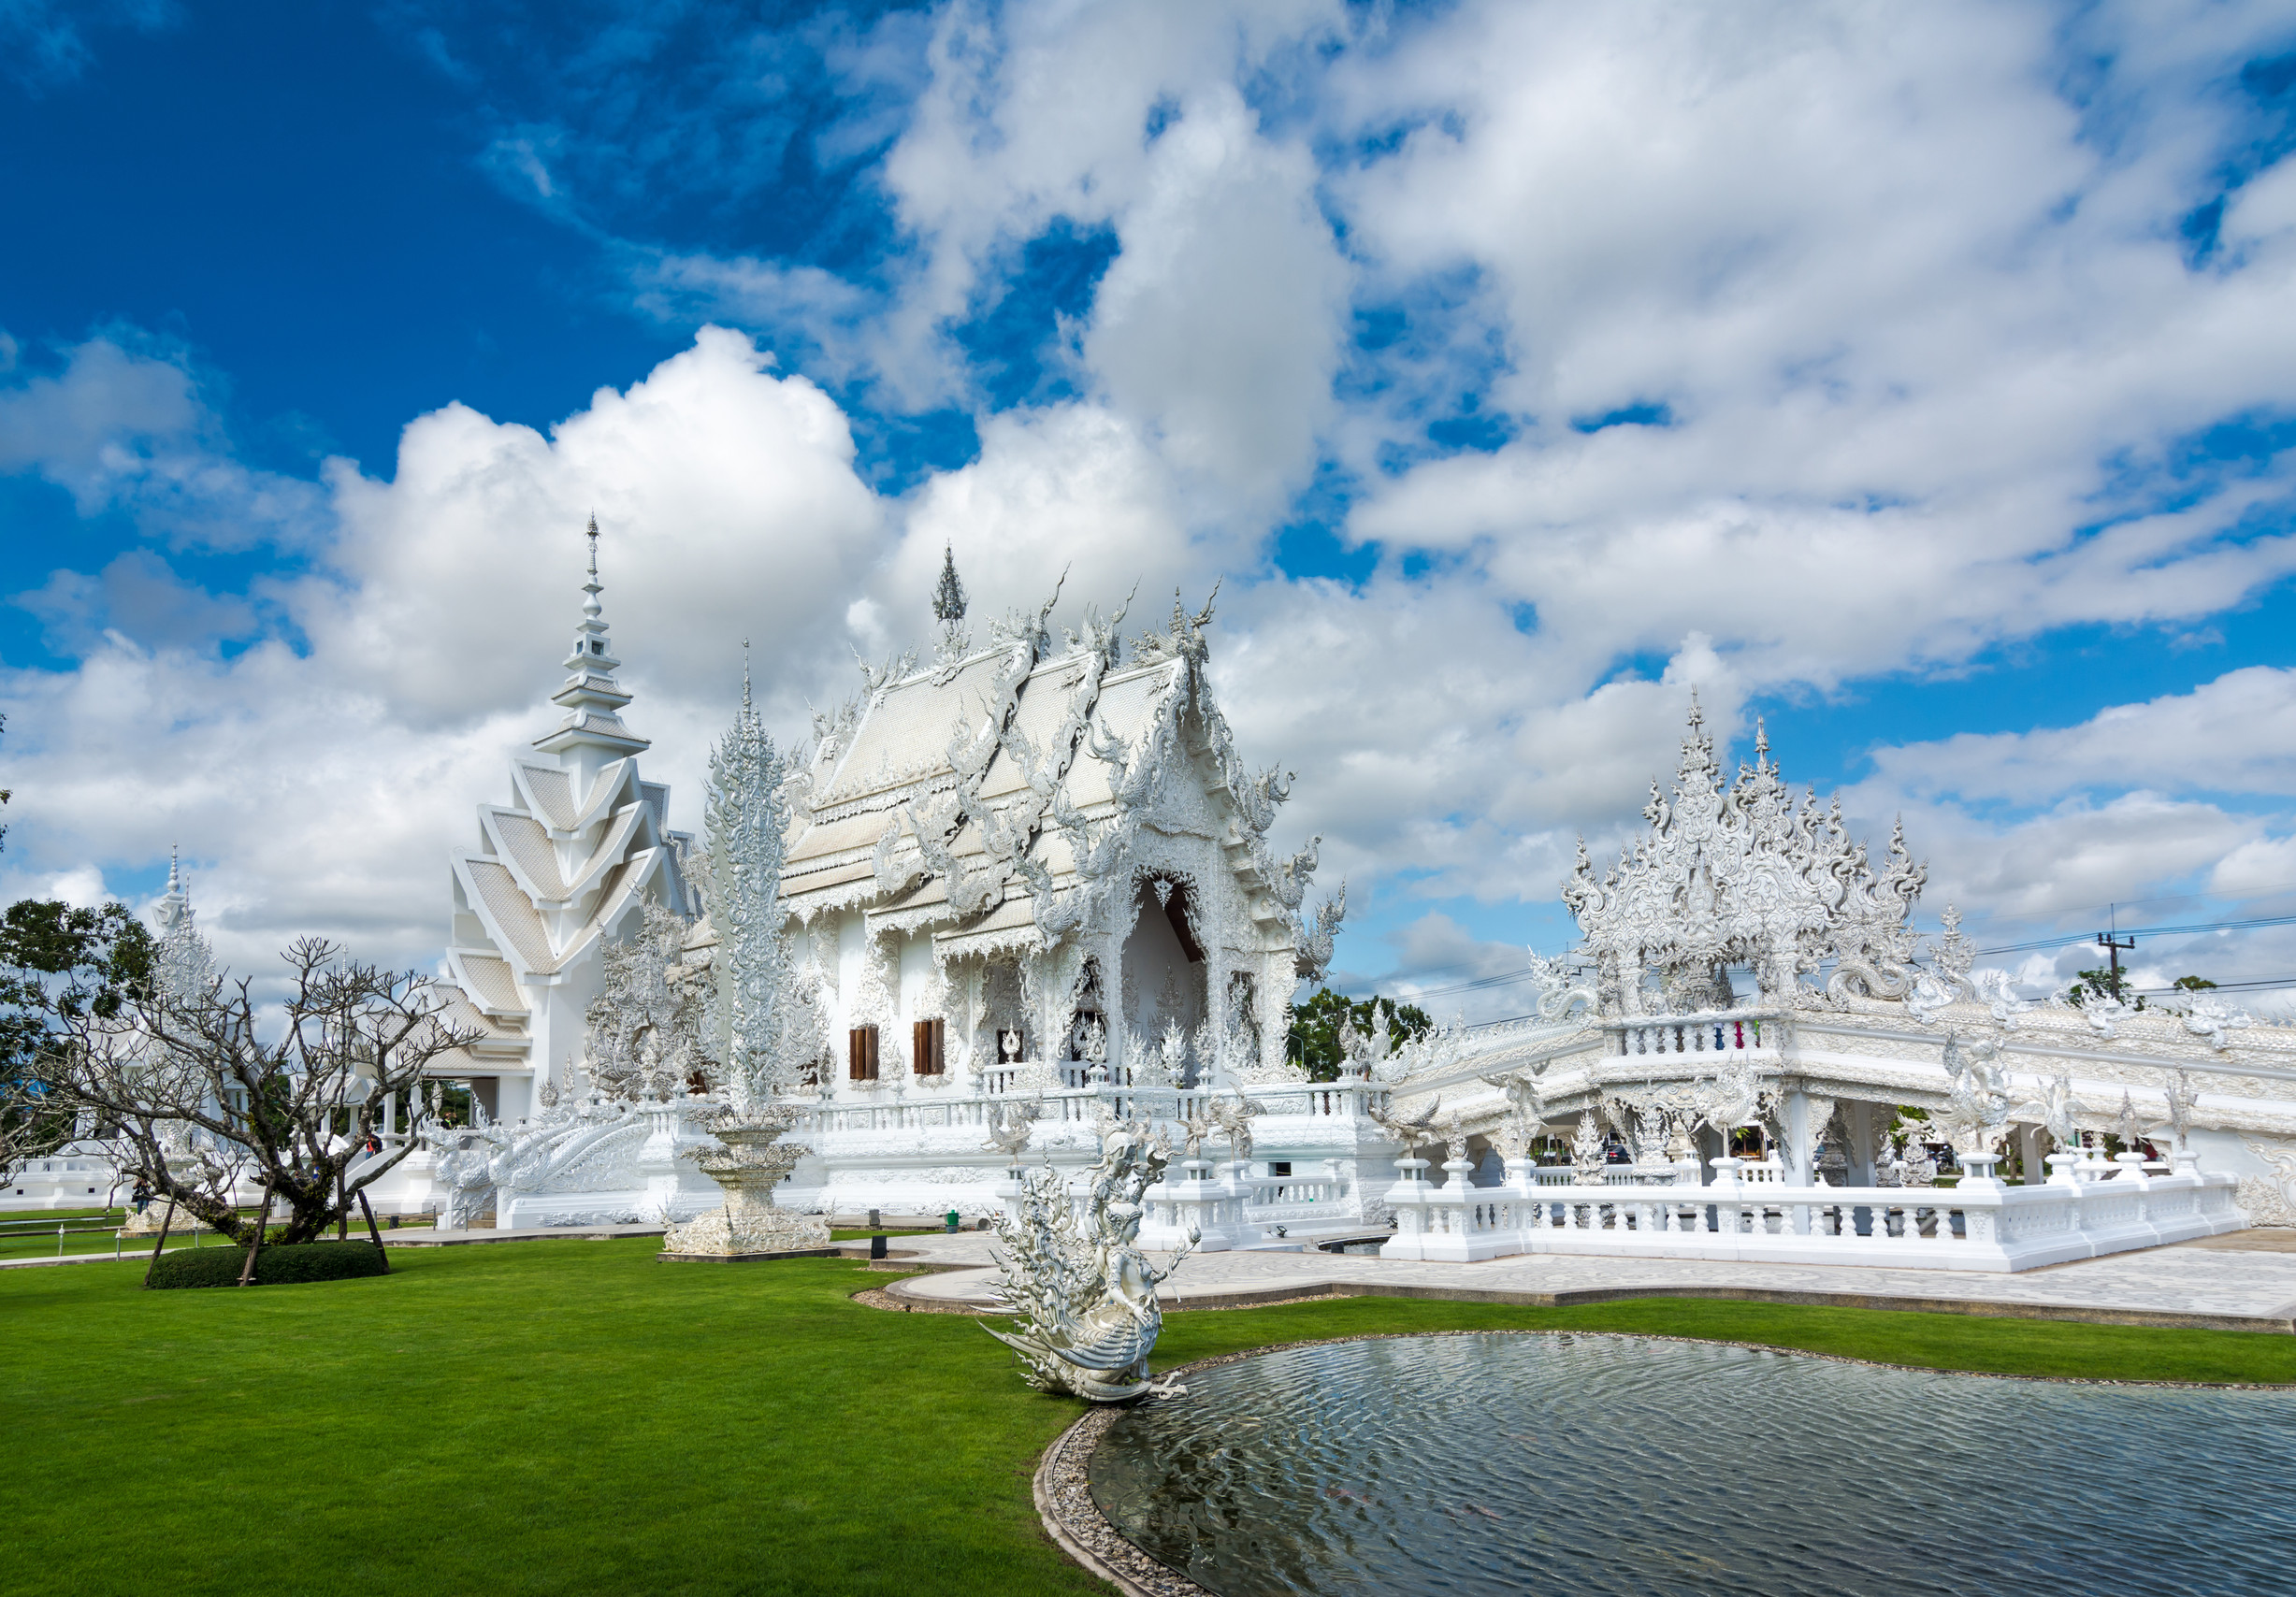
986,1123,1196,1403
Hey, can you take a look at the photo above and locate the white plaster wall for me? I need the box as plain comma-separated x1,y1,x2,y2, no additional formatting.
899,932,935,1022
834,912,865,1034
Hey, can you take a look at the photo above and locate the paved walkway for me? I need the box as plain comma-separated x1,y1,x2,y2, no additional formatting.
879,1232,2296,1331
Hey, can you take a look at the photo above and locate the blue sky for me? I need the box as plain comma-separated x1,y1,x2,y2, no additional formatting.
7,0,2296,1016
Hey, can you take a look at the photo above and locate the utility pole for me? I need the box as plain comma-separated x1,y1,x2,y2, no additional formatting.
2096,929,2135,1002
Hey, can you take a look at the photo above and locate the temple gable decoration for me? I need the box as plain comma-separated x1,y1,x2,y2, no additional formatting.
1563,697,1925,1015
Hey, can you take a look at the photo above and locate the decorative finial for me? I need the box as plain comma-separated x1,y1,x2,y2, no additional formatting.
741,640,753,712
1686,687,1703,730
583,514,602,621
1754,715,1769,769
167,842,181,894
933,543,967,624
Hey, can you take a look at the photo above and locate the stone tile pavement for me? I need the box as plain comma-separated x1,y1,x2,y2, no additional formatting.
878,1231,2296,1331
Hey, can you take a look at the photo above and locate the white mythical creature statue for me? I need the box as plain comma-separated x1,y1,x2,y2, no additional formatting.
987,1124,1196,1403
1174,1097,1220,1163
1971,968,2032,1029
1376,1019,1463,1085
1904,970,1960,1028
1205,1092,1264,1167
1877,1131,1940,1188
2075,991,2132,1040
2183,996,2252,1053
2115,1090,2148,1155
1691,1055,1769,1141
982,1099,1040,1166
1366,1097,1443,1161
1336,1002,1393,1077
2161,1071,2201,1150
1932,1029,2014,1156
1481,1073,1552,1162
2023,1071,2081,1152
432,1128,505,1230
1525,949,1600,1022
1605,1097,1676,1167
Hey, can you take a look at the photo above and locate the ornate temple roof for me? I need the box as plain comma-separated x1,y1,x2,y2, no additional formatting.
778,581,1338,971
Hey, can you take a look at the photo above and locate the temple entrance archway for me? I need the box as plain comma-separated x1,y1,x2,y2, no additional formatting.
1123,877,1205,1068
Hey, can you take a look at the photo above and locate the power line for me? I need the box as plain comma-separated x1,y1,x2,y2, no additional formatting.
1974,912,2296,957
2129,975,2296,996
1345,908,2296,1004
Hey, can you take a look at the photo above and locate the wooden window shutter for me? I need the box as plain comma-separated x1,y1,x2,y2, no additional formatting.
848,1026,880,1082
911,1017,945,1074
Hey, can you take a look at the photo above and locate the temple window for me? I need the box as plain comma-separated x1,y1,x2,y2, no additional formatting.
847,1026,880,1082
912,1017,946,1075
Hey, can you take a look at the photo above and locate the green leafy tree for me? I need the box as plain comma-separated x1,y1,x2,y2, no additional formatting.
0,713,161,1173
1287,988,1433,1082
2065,966,2146,1011
2066,969,2218,1012
2,899,160,1178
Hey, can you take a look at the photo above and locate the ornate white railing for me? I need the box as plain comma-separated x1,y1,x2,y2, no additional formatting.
1530,1162,1694,1187
1381,1152,2246,1271
1610,1014,1776,1058
1247,1176,1346,1211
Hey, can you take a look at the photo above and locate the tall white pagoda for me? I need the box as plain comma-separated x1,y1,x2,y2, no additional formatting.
435,520,695,1121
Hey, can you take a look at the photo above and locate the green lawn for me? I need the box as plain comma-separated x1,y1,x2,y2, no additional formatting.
0,1229,200,1262
4,1239,2291,1597
0,1206,413,1261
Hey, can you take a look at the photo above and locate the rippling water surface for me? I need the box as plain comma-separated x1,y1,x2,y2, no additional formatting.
1088,1333,2296,1597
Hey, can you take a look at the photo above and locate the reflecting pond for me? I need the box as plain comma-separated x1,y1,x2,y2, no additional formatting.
1089,1332,2296,1596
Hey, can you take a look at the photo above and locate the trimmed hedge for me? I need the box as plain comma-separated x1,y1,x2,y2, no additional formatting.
145,1240,391,1290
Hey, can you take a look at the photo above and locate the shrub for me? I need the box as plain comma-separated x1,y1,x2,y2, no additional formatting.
145,1240,390,1290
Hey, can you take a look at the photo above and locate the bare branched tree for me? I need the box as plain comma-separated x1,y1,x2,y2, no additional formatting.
51,937,480,1245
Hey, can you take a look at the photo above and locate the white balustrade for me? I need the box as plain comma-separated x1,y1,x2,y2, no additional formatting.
1381,1153,2247,1271
1611,1014,1774,1058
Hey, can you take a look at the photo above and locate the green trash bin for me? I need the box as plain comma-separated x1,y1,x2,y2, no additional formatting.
945,1209,960,1233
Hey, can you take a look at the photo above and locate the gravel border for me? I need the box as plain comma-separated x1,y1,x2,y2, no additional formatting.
1032,1327,2296,1595
1034,1403,1213,1597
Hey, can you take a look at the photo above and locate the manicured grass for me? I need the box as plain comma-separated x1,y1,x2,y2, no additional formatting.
0,1204,128,1221
0,1230,195,1262
5,1241,2292,1597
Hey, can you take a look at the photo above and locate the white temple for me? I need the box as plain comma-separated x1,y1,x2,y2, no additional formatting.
358,539,1378,1235
124,528,2295,1266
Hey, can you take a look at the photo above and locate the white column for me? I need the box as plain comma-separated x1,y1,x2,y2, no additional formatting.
1842,1101,1878,1186
2017,1124,2047,1185
1780,1089,1811,1185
